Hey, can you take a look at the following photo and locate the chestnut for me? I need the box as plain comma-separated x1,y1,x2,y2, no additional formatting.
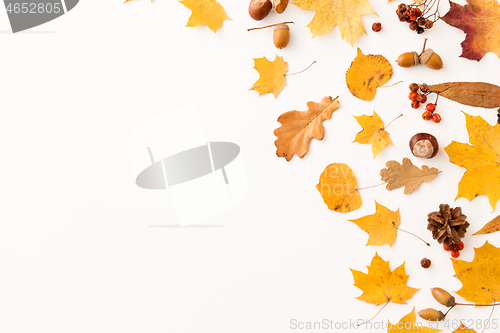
249,0,272,21
409,133,438,158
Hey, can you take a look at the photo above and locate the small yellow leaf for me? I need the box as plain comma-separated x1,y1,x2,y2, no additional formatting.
293,0,377,45
180,0,231,33
346,49,393,101
452,324,477,333
445,112,500,211
349,201,400,247
453,241,500,305
250,55,288,98
353,111,392,158
387,308,441,333
474,215,500,235
316,163,361,213
351,253,419,306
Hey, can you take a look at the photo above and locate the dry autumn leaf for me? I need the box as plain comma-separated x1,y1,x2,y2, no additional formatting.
292,0,377,45
474,215,500,235
316,162,361,213
445,112,500,211
353,111,393,158
380,158,439,194
274,96,340,161
346,49,393,101
452,324,477,333
453,241,500,305
427,82,500,108
387,308,441,333
250,55,288,98
349,201,400,247
442,0,500,61
180,0,231,33
351,253,419,305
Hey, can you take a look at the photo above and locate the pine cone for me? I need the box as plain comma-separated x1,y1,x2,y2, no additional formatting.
427,204,469,245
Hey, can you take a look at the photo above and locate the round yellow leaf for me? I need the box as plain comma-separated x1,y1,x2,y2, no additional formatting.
316,163,361,213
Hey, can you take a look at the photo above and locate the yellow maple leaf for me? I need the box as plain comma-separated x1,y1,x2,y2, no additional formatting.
351,253,419,305
349,201,400,247
453,241,500,305
353,111,392,158
292,0,377,45
387,308,441,333
180,0,231,33
316,163,361,213
346,48,393,101
250,55,288,98
473,215,500,235
444,112,500,211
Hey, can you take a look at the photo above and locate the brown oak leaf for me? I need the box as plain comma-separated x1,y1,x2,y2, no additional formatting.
274,96,340,161
380,158,439,194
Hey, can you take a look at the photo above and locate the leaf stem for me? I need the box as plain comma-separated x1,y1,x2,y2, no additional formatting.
358,301,389,326
247,21,294,31
481,302,495,333
356,183,385,191
286,61,317,76
384,114,404,130
380,80,403,88
397,228,431,246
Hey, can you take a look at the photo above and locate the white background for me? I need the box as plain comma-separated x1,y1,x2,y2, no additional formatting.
1,0,500,332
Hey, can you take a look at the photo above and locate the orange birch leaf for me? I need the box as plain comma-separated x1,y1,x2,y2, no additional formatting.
316,162,361,213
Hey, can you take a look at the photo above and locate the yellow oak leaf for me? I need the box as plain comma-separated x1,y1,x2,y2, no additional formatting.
473,215,500,235
452,324,477,333
351,253,419,305
349,201,400,247
292,0,377,45
274,96,340,161
444,112,500,211
250,55,288,98
353,111,392,158
387,308,441,333
180,0,231,33
453,241,500,305
316,163,361,213
346,49,393,101
380,158,439,195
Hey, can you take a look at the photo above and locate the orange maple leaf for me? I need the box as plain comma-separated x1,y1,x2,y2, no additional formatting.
442,0,500,61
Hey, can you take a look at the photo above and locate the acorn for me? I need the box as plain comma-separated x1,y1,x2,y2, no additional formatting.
397,51,419,67
273,0,288,13
409,133,439,158
273,23,290,49
249,0,272,20
431,288,456,307
420,49,443,70
418,308,445,321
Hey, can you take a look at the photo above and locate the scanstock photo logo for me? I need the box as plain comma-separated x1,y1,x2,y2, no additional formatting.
3,0,78,32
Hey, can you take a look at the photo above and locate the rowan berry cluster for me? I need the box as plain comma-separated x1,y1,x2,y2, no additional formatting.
443,241,464,258
396,0,441,34
408,83,441,123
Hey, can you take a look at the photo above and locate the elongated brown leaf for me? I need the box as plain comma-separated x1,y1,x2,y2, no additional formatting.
474,215,500,235
427,82,500,108
380,158,439,194
274,96,340,161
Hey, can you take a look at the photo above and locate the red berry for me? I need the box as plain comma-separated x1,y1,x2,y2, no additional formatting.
420,258,431,268
417,94,427,103
372,22,382,32
409,91,419,101
457,241,464,250
424,20,434,29
432,113,442,123
443,243,452,251
426,103,436,112
411,100,420,109
414,8,422,16
409,83,419,92
451,250,460,258
422,110,433,120
409,21,419,31
420,83,429,93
